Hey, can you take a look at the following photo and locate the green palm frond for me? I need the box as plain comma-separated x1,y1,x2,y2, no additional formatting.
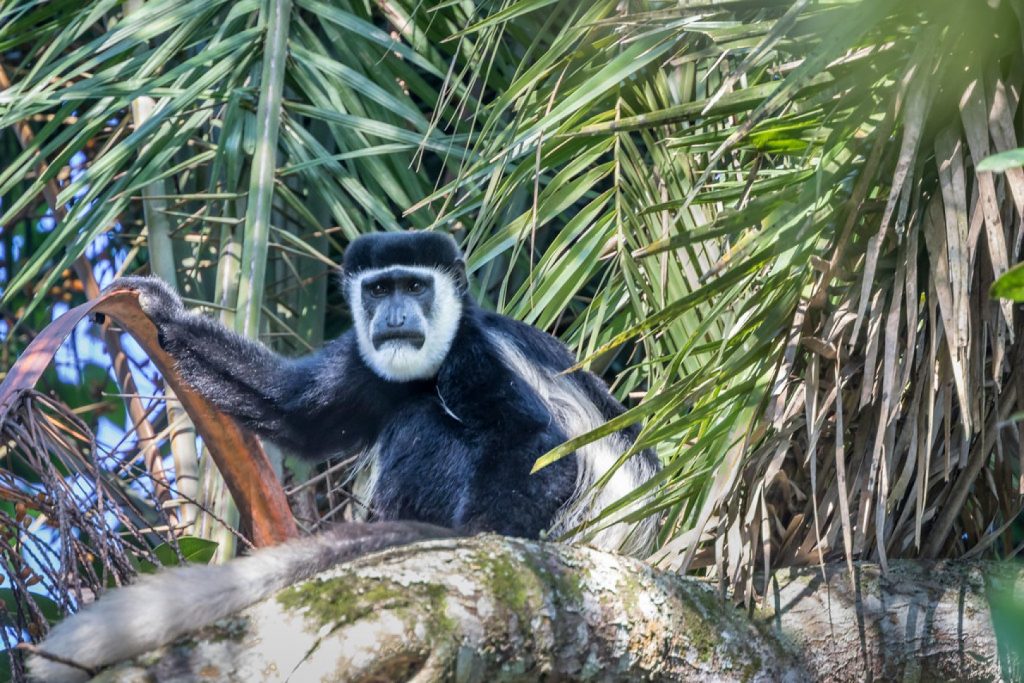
0,0,468,328
421,0,1024,596
3,0,1023,610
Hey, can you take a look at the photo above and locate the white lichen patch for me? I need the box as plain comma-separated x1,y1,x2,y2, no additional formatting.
226,593,324,681
445,600,485,642
447,573,478,597
585,550,631,593
636,588,660,620
475,595,495,619
292,612,411,681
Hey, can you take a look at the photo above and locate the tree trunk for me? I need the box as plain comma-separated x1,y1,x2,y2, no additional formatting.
95,536,1018,682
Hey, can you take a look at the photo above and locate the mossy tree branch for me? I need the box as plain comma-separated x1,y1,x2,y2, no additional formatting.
94,536,1016,682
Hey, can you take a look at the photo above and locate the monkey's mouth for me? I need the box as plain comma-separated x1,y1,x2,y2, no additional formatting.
373,330,426,349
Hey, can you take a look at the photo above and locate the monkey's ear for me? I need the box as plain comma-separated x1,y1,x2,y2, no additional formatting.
335,268,353,300
452,259,469,292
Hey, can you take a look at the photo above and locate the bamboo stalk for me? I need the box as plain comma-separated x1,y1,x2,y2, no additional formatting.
202,0,293,562
124,0,201,528
235,0,293,340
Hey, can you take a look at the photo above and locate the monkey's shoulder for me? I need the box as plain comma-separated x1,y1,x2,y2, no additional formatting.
471,310,629,423
473,310,576,370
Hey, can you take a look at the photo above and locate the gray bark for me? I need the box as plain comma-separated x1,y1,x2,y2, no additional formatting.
90,536,1018,682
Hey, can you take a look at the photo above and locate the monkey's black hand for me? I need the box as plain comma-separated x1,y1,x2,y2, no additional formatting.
105,276,185,324
99,275,314,450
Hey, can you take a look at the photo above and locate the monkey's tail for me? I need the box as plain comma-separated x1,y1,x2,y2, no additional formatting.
27,521,453,683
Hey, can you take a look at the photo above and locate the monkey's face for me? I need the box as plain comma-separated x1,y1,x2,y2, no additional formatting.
348,266,463,382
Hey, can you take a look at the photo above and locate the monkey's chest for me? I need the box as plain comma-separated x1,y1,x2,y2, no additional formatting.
349,388,571,530
354,403,476,526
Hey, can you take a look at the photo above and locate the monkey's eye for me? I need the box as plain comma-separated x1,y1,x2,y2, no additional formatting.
407,281,425,294
368,282,389,297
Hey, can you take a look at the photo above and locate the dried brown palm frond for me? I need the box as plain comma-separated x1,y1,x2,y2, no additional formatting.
0,289,304,679
668,2,1024,600
0,389,194,681
431,0,1024,600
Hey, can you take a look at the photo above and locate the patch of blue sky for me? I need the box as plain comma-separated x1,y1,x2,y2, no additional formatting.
85,224,128,274
50,301,83,385
38,208,56,233
16,473,129,609
97,415,138,456
16,519,66,604
50,301,115,387
50,295,159,399
117,330,160,397
86,231,109,262
70,166,88,202
95,414,179,519
95,412,182,506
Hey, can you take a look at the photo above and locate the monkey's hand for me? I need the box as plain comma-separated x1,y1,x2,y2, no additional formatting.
105,276,186,325
101,275,316,451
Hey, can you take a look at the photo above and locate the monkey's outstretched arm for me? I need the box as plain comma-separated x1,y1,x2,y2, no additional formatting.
107,277,330,452
27,521,454,683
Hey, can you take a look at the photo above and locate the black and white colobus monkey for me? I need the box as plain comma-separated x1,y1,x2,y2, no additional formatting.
29,231,659,682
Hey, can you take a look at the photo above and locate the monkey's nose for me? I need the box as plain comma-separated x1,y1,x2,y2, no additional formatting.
387,314,406,327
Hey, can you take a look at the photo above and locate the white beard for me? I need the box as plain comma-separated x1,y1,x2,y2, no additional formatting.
347,266,463,382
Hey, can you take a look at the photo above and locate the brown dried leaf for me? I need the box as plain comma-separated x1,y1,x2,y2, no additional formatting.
0,291,297,547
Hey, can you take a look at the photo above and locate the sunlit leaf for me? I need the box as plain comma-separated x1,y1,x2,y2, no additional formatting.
978,148,1024,172
991,262,1024,302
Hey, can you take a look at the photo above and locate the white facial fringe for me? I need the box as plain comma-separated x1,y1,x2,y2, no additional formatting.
347,265,463,382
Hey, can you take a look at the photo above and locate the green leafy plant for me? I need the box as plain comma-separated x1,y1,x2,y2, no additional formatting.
1,0,1022,624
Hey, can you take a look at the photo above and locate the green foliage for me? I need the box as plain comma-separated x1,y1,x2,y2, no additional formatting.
139,537,220,572
979,148,1024,173
992,263,1024,302
0,589,61,625
380,0,1023,595
986,565,1024,679
2,0,1023,615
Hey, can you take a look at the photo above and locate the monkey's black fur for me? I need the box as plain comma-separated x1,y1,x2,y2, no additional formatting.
115,232,649,540
29,231,661,683
342,230,465,276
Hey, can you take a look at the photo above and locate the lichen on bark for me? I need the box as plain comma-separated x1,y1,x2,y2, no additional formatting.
89,536,1012,682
